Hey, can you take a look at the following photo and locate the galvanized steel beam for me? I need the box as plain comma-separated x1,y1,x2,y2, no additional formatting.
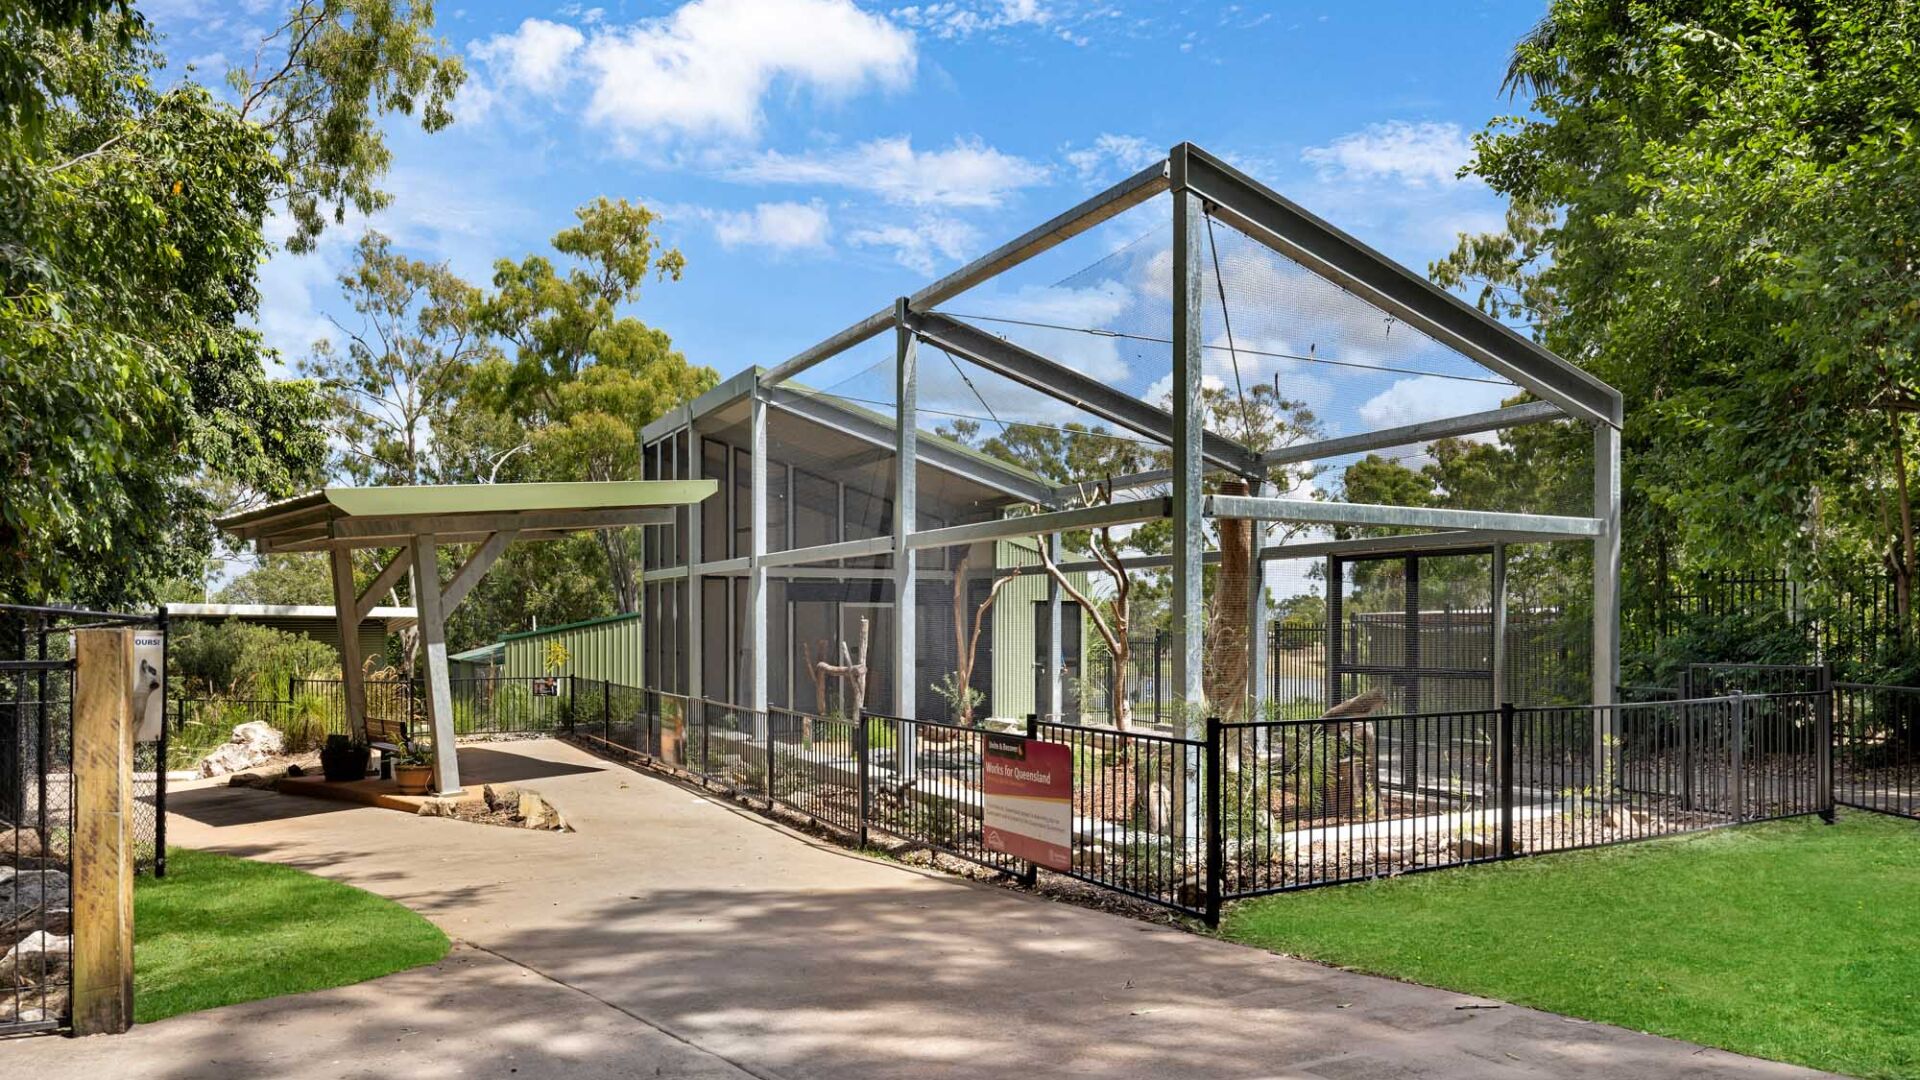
762,160,1169,388
1174,143,1622,429
1205,494,1603,538
906,310,1264,477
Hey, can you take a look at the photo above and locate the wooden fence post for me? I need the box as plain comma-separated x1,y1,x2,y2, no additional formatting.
71,628,135,1035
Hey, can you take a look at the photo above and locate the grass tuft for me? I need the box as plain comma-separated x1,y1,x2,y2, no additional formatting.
134,847,450,1023
1220,813,1920,1079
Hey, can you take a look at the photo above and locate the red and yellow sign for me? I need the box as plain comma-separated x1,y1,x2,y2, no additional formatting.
982,733,1073,871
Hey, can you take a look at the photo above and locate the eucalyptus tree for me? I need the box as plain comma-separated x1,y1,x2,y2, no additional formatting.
299,230,493,486
472,198,715,612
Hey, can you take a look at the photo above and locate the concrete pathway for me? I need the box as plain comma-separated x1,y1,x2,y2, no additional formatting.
5,740,1831,1079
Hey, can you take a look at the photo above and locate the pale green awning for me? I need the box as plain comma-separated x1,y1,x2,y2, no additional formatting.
218,479,716,553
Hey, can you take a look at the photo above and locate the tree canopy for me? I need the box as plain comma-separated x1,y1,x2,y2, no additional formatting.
1442,0,1920,632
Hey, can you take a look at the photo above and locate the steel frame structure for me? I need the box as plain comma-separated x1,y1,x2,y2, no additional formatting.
641,142,1624,735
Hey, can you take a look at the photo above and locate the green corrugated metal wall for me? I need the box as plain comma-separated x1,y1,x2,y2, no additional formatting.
502,612,644,686
989,539,1090,722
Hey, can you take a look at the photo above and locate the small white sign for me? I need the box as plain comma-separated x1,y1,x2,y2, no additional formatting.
132,630,165,743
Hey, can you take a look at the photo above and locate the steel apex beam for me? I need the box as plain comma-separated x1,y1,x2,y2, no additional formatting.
1205,494,1603,538
907,310,1264,478
1171,143,1622,429
764,160,1169,387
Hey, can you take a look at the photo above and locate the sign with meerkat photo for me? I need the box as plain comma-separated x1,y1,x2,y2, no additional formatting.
131,629,165,743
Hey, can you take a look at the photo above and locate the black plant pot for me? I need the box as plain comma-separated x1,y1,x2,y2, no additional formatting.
320,745,371,782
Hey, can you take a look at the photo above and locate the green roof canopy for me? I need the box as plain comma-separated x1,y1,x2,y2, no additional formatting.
218,480,715,553
212,479,715,797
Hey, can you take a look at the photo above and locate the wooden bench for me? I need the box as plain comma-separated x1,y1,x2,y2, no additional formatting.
365,711,412,771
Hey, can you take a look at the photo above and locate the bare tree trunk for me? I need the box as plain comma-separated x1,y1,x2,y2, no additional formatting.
1109,640,1132,731
597,528,641,613
1207,478,1255,723
1894,417,1915,640
816,618,871,722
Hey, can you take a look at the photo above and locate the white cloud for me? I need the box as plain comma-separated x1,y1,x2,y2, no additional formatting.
733,135,1049,208
581,0,915,141
709,201,832,252
1301,121,1474,188
891,0,1051,40
470,18,586,94
1064,132,1160,182
1357,375,1511,431
847,215,979,274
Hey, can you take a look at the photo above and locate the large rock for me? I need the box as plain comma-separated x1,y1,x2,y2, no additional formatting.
0,829,43,863
198,721,288,778
5,985,69,1026
0,930,70,986
516,790,566,831
0,866,69,911
3,905,70,946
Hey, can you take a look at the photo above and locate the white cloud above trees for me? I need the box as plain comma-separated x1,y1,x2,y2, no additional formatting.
733,136,1051,208
1301,121,1475,188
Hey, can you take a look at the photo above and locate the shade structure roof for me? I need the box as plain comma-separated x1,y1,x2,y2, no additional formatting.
217,480,717,553
165,601,419,633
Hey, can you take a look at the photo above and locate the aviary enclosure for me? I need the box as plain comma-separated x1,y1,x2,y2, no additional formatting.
583,143,1827,920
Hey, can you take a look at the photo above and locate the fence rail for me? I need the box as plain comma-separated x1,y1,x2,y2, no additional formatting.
553,679,1855,925
1833,682,1920,819
161,664,1888,926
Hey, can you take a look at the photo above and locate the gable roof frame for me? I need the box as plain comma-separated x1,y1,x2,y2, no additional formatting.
1169,143,1623,429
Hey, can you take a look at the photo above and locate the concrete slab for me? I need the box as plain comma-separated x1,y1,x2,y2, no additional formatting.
3,944,756,1079
5,739,1834,1079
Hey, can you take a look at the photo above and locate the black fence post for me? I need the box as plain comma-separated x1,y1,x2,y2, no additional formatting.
765,709,776,804
1682,696,1696,812
1498,701,1515,860
1021,714,1040,888
1731,694,1747,823
602,678,611,745
1818,668,1836,824
156,605,169,878
1204,715,1223,928
856,712,871,849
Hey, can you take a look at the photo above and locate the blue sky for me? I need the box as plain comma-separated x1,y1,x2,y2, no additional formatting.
146,0,1543,416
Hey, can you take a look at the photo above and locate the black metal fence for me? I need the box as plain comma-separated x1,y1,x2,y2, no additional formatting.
1626,567,1907,680
1216,694,1831,903
2,610,79,1035
557,678,1848,926
167,675,582,768
1833,682,1920,819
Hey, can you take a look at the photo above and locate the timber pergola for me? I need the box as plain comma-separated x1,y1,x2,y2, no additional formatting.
218,480,715,794
649,141,1625,744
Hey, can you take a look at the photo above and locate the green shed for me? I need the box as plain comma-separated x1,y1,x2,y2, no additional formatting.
501,612,644,687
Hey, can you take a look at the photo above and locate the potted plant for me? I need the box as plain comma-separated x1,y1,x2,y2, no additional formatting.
393,747,433,795
319,733,371,782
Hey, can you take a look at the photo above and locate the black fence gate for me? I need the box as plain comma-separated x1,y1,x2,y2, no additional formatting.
2,605,170,1036
2,609,77,1035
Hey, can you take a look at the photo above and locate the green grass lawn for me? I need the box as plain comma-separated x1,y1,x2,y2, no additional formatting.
134,848,450,1023
1220,813,1920,1079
